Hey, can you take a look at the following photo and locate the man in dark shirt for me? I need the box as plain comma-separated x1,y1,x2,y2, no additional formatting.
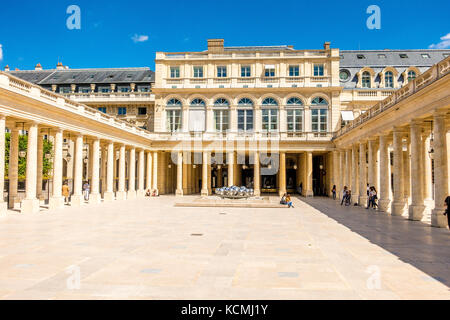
445,195,450,229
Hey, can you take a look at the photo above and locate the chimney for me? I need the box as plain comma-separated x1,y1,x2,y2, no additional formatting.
35,63,43,71
56,62,64,70
207,39,224,53
4,65,10,71
324,42,331,50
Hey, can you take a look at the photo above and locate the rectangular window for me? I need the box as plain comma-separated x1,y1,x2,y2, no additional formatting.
287,109,303,132
100,87,111,93
262,109,278,132
289,65,299,77
79,87,90,93
214,110,229,132
119,87,130,93
166,110,181,132
237,110,253,132
138,86,150,92
59,87,70,94
217,66,227,78
241,66,251,77
193,66,204,78
98,107,107,114
311,109,328,132
118,107,127,115
265,68,275,77
170,67,180,78
314,64,324,76
138,107,147,115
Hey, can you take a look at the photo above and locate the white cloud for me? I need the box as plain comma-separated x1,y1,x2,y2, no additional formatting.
0,44,3,61
131,34,149,43
429,33,450,49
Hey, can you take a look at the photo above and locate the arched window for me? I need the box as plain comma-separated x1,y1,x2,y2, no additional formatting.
214,98,230,107
213,98,230,132
237,98,254,132
407,70,416,82
362,71,371,88
262,97,278,106
286,97,304,132
311,97,328,133
385,71,394,88
167,98,182,107
238,98,254,106
190,98,206,107
261,97,278,132
286,97,303,106
166,98,182,132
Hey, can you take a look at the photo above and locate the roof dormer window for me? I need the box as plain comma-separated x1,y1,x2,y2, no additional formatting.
399,54,408,58
421,53,430,58
357,54,365,59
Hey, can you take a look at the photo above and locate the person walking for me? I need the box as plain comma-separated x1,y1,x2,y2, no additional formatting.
83,181,90,201
445,195,450,230
332,185,336,200
286,194,294,208
340,186,348,205
62,181,70,205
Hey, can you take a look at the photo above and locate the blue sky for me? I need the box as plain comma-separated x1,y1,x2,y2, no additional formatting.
0,0,449,70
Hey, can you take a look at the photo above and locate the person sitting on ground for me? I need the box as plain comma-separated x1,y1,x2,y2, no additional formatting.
286,194,294,208
151,189,159,197
280,193,287,205
145,189,151,197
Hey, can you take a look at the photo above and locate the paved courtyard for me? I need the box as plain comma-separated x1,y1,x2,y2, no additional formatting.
0,195,449,300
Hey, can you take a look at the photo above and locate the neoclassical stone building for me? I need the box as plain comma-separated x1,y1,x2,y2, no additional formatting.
1,39,449,227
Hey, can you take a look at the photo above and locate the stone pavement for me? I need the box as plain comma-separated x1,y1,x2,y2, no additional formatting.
0,195,448,300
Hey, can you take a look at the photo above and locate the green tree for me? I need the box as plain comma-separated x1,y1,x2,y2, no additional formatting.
5,133,53,180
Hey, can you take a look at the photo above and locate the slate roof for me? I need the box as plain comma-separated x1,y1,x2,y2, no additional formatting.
223,45,295,52
8,67,155,85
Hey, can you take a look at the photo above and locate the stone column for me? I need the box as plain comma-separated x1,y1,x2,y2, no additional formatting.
367,139,377,188
351,144,359,200
345,148,352,192
217,167,223,187
359,141,368,206
431,112,448,227
422,134,432,200
71,134,84,206
8,128,19,209
279,152,286,196
21,123,40,214
152,152,158,194
104,142,115,201
227,152,234,186
127,147,136,199
403,137,411,202
116,144,127,200
391,128,405,216
408,121,425,220
201,151,209,196
146,151,152,191
49,129,64,209
137,149,145,197
0,116,7,214
339,150,345,199
176,151,183,196
101,145,107,196
333,150,340,199
254,151,260,196
89,138,101,204
305,151,313,197
36,133,44,200
378,134,391,212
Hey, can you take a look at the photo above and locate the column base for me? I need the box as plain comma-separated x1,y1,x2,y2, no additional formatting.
378,199,391,212
254,190,261,197
103,192,115,201
70,195,83,207
359,195,368,207
8,195,19,209
0,201,7,215
49,196,64,210
408,205,425,221
201,189,209,197
89,193,102,204
279,190,287,197
305,190,314,197
431,208,448,228
127,190,137,200
391,201,406,216
136,190,145,198
176,189,184,197
21,199,40,214
116,191,127,201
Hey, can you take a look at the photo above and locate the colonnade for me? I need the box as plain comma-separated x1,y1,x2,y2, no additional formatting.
0,116,159,214
332,111,449,227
